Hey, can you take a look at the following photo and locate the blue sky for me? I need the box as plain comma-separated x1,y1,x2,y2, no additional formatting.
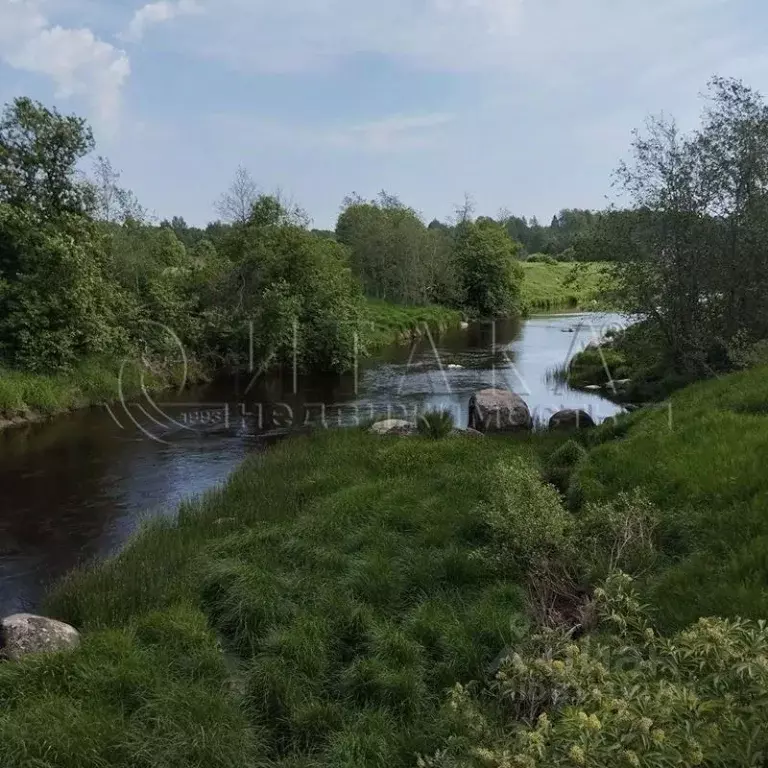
2,0,768,228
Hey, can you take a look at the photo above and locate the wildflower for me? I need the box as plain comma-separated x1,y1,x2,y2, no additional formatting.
587,714,602,731
568,745,586,766
623,751,640,767
651,729,666,744
638,716,653,733
689,745,704,766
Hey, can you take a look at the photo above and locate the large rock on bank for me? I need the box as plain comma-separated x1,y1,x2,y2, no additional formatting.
369,419,418,436
549,409,596,431
0,614,80,661
468,389,532,433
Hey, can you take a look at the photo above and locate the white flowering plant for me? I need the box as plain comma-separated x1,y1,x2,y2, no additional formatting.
419,572,768,768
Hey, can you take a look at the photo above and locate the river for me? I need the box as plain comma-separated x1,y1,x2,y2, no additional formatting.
0,312,628,616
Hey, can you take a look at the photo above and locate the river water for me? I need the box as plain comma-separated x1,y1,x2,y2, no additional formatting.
0,312,628,616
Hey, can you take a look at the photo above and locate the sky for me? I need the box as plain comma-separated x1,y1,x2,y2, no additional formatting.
2,0,768,229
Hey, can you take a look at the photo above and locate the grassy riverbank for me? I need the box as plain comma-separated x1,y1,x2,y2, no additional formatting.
1,366,767,764
573,363,768,630
0,302,461,431
363,300,464,349
520,261,614,312
20,431,542,767
562,320,715,403
0,358,192,430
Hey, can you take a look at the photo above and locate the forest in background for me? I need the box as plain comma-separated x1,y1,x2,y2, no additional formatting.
4,74,768,402
2,96,595,392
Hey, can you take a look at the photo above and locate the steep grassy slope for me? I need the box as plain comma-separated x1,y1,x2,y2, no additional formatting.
574,364,768,628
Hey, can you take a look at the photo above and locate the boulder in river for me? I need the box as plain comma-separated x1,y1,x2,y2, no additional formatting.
549,409,596,431
0,614,80,661
468,389,533,433
369,419,418,436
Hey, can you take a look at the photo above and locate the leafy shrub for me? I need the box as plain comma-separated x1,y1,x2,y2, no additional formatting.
0,206,131,372
566,347,630,389
575,490,659,581
543,439,587,494
480,458,574,573
417,409,455,439
420,572,768,768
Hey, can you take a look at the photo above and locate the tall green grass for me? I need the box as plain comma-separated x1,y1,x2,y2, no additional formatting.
573,364,768,628
23,431,553,767
0,358,188,425
362,300,464,350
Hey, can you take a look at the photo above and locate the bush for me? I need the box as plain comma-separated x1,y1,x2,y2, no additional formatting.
543,439,587,495
417,409,455,439
566,347,630,389
0,206,130,372
420,572,768,768
480,458,574,573
575,490,659,581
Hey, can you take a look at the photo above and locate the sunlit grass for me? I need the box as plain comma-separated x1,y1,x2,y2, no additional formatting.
520,262,615,312
574,364,768,628
39,430,547,767
362,300,464,350
0,358,182,423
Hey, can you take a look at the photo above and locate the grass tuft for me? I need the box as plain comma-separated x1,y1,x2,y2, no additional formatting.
417,409,455,439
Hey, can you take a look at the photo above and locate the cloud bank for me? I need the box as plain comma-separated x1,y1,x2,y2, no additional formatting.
122,0,203,43
0,0,130,124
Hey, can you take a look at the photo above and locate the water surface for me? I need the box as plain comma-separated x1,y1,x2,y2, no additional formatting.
0,312,627,615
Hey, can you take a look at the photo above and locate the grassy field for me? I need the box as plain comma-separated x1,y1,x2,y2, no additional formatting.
520,261,615,312
573,363,768,629
362,300,464,350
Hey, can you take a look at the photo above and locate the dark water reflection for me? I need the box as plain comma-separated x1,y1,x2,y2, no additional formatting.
0,312,628,615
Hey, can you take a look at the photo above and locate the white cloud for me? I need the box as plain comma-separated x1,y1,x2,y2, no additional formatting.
336,113,456,151
207,111,456,154
122,0,203,42
0,0,130,125
158,0,524,73
116,0,748,91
